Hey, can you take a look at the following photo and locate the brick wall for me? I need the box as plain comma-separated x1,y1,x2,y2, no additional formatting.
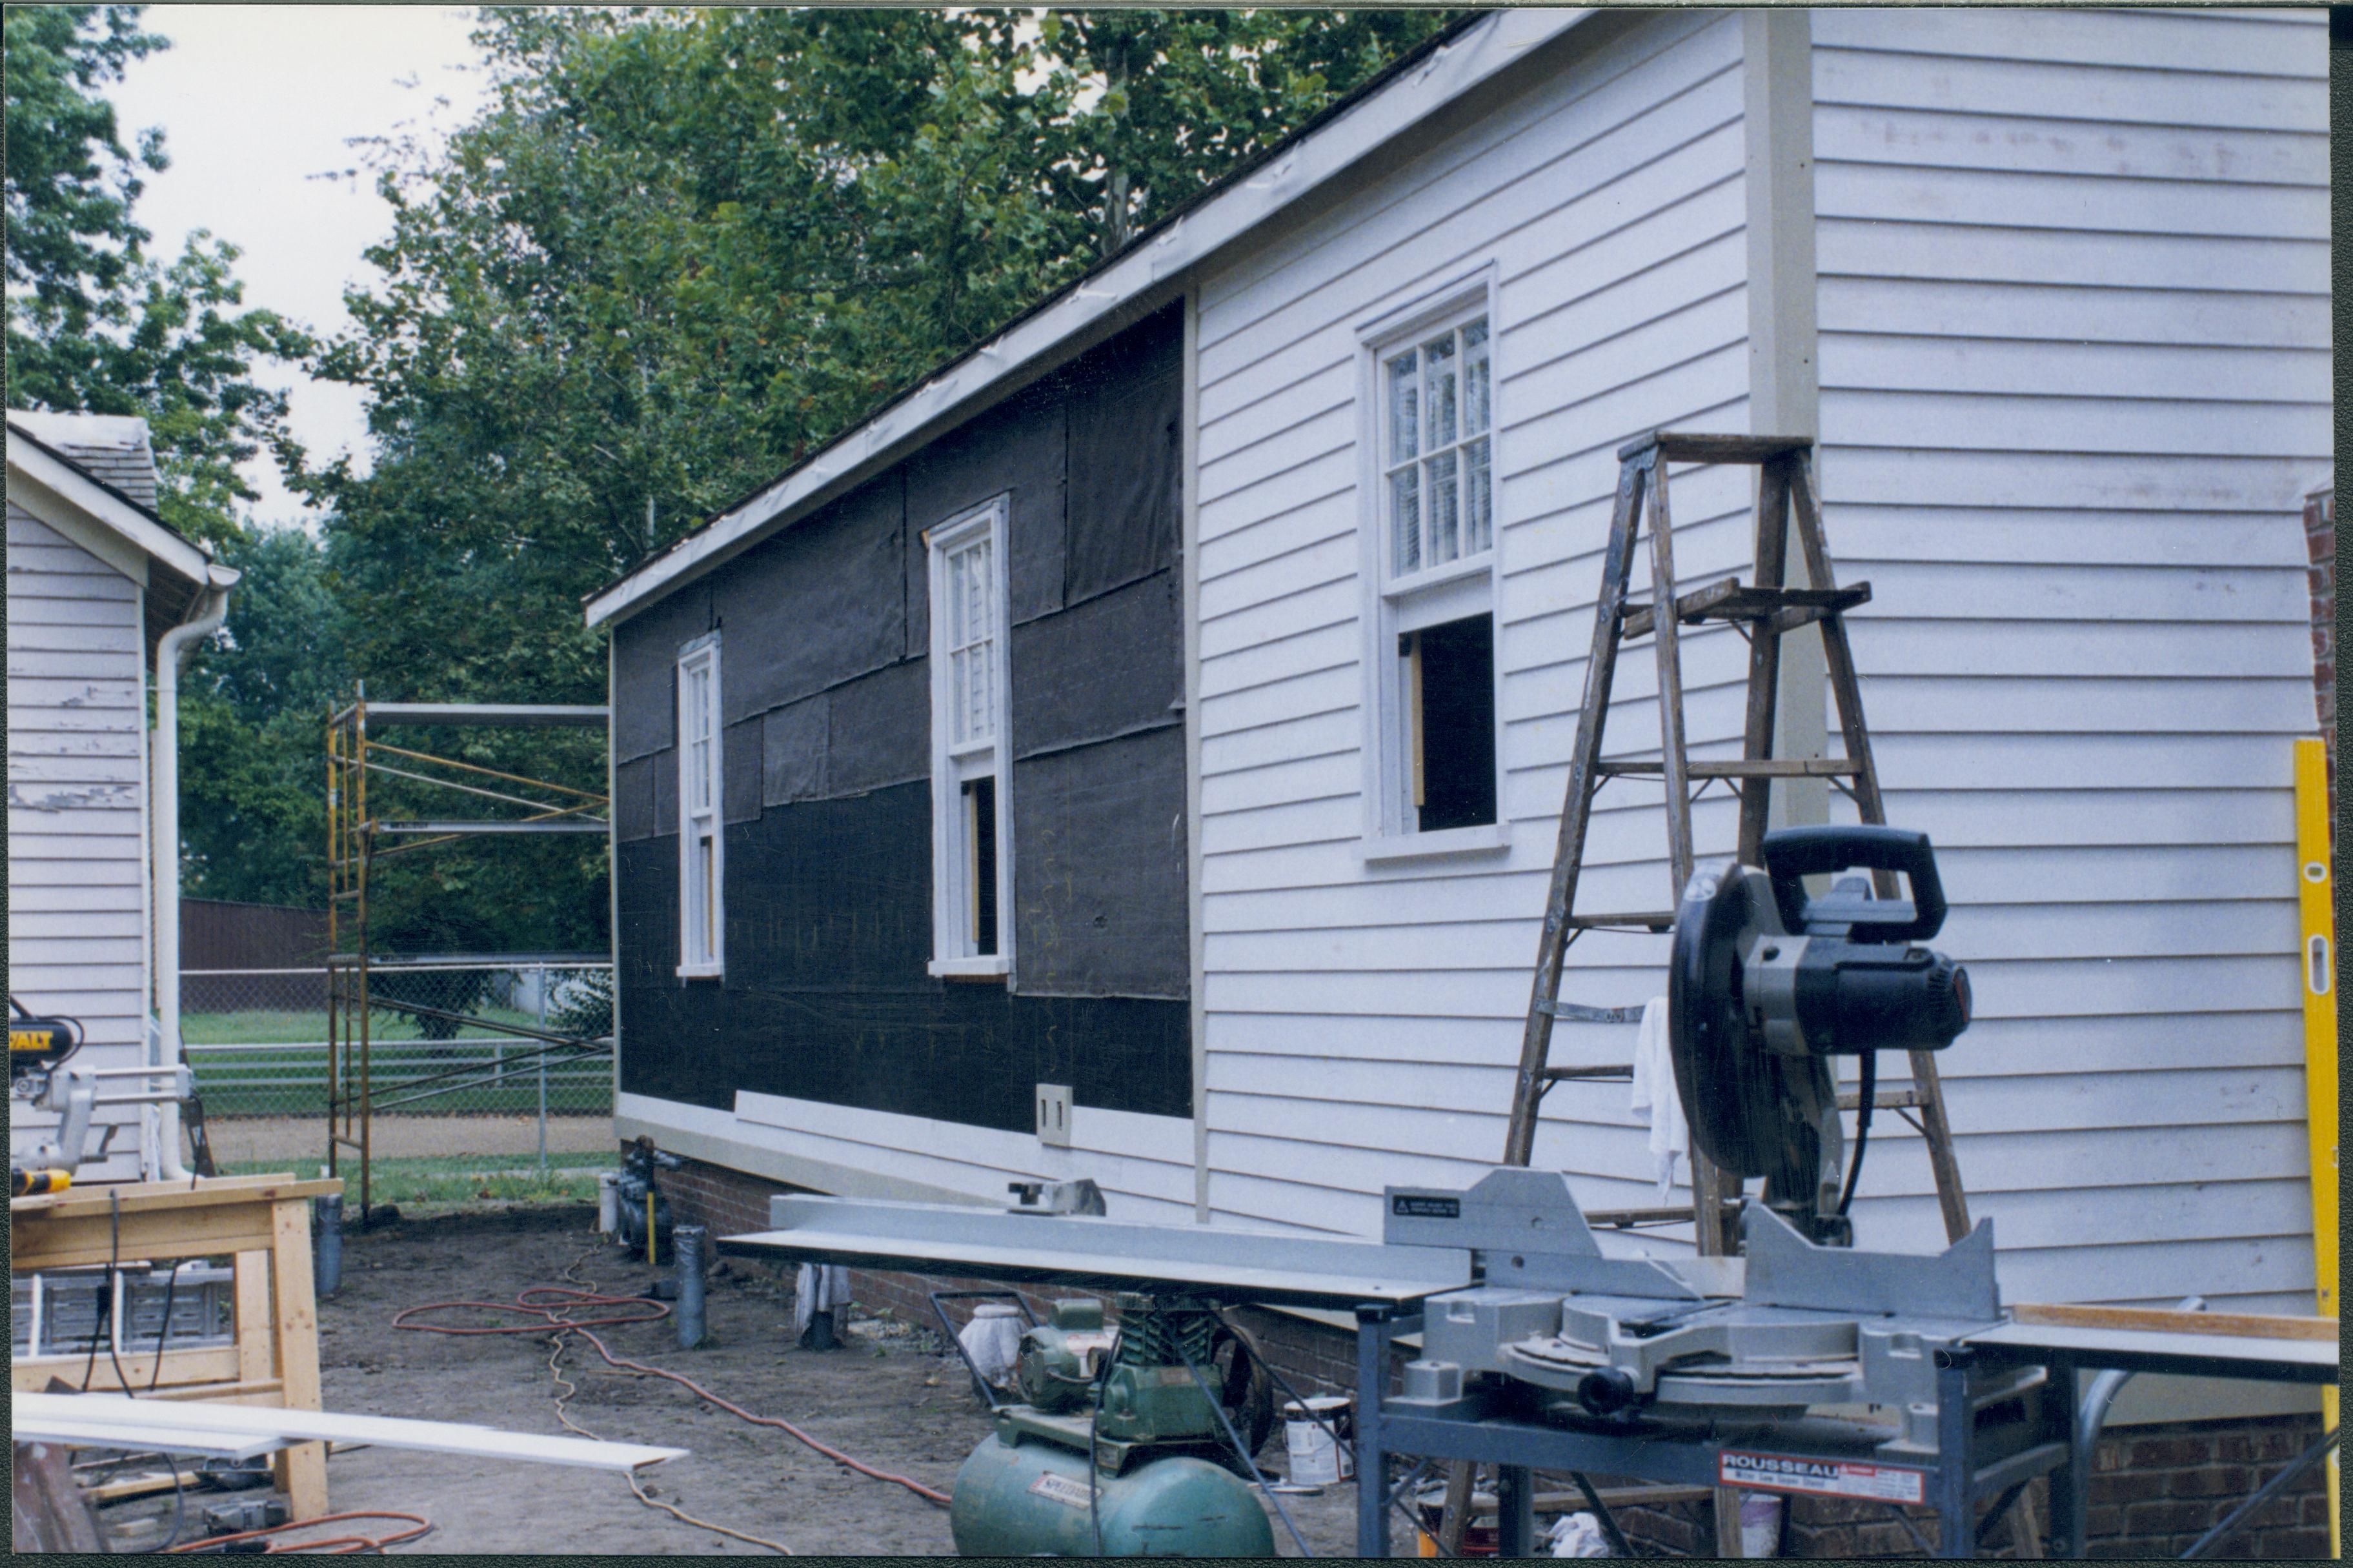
1541,1414,2330,1560
651,1148,2329,1558
2307,487,2334,813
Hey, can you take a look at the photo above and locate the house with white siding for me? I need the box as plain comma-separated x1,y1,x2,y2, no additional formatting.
590,0,2330,1372
8,412,239,1180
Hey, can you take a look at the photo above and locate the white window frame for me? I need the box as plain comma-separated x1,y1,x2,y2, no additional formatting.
676,632,725,977
925,496,1015,978
1355,273,1509,863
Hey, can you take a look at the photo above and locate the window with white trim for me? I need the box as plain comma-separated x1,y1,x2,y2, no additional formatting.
927,498,1013,976
676,634,724,976
1363,297,1501,847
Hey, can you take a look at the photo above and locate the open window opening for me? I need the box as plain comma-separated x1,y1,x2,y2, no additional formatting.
1362,288,1504,852
1403,614,1497,833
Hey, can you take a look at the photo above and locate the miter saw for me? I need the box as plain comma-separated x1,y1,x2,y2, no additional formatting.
1670,823,1971,1247
1396,823,2004,1455
10,996,192,1195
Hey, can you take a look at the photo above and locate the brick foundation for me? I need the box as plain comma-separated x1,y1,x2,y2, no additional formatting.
651,1149,2330,1558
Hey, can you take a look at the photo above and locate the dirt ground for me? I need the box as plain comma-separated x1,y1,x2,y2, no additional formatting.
204,1114,614,1167
299,1205,1367,1556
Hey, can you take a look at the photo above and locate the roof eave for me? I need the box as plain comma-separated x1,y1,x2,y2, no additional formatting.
6,421,213,587
583,7,1594,630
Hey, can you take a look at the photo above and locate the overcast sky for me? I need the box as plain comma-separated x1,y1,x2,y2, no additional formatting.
110,5,491,527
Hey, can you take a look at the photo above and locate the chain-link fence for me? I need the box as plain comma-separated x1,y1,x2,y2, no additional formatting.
183,962,614,1199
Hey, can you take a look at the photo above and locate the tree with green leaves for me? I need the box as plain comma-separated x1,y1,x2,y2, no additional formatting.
303,7,1461,690
5,3,310,546
167,6,1455,943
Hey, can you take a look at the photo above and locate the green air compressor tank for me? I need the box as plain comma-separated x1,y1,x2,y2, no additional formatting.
948,1427,1275,1558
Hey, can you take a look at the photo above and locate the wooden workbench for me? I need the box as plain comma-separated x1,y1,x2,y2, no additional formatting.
10,1174,340,1520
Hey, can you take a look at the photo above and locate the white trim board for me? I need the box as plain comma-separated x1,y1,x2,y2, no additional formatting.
15,1392,686,1472
615,1090,1193,1220
5,436,210,587
583,8,1594,628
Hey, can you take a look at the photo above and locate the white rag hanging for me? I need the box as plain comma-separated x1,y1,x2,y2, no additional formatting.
1627,995,1688,1201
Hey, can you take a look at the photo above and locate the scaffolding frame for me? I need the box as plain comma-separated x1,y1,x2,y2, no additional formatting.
325,683,611,1220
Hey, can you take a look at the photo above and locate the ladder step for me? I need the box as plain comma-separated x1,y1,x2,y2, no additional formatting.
1619,579,1872,639
1595,758,1863,779
1565,911,1677,932
1540,1064,1633,1081
1616,430,1812,465
1537,1001,1648,1024
1835,1087,1928,1112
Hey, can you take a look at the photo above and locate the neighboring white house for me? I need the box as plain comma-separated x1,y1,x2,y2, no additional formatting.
587,8,2330,1331
8,412,238,1180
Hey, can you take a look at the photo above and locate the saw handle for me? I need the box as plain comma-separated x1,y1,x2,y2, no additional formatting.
1760,825,1948,942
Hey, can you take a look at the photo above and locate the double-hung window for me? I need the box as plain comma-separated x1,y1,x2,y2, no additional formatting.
927,498,1013,977
676,633,724,976
1361,290,1503,855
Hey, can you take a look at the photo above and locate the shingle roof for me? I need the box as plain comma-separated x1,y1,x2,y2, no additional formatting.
6,410,166,515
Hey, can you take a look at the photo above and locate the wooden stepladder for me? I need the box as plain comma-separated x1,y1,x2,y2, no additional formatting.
1500,430,1971,1256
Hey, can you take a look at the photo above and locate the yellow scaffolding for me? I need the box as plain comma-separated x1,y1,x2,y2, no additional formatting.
325,685,609,1219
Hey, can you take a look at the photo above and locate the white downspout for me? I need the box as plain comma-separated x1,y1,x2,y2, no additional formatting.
150,564,238,1180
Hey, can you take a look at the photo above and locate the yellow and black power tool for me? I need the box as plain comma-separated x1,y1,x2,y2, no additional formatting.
11,996,86,1196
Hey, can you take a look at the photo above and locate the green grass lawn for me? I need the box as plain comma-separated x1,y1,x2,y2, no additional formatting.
225,1152,609,1210
182,1004,545,1046
185,1035,612,1119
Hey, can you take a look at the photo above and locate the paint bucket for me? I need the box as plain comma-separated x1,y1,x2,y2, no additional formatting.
1416,1489,1499,1558
1282,1395,1354,1485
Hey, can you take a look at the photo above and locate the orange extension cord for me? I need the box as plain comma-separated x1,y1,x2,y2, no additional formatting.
392,1279,953,1511
165,1510,433,1554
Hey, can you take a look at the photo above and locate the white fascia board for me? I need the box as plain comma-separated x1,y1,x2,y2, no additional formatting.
584,7,1592,629
15,1391,687,1472
6,437,211,588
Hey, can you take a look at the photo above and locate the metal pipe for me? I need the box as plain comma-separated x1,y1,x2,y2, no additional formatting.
151,571,236,1183
315,1195,344,1298
674,1226,706,1349
2068,1295,2205,1555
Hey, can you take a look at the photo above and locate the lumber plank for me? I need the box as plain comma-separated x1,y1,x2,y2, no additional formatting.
2008,1303,2337,1342
12,1345,242,1394
235,1251,274,1387
13,1441,105,1553
10,1213,276,1271
268,1197,329,1520
9,1174,339,1221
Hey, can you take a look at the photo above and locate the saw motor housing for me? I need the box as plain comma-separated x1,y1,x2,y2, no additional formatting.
1670,826,1970,1244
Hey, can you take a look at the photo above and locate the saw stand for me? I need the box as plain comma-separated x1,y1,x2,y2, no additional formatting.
1502,431,1970,1254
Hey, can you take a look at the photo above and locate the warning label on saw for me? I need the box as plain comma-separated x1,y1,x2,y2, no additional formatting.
1027,1473,1096,1511
1719,1451,1926,1504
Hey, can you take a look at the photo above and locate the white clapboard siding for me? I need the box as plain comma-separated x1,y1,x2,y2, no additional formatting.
7,499,151,1181
1190,4,2327,1318
1802,6,2328,1303
1194,10,1758,1236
